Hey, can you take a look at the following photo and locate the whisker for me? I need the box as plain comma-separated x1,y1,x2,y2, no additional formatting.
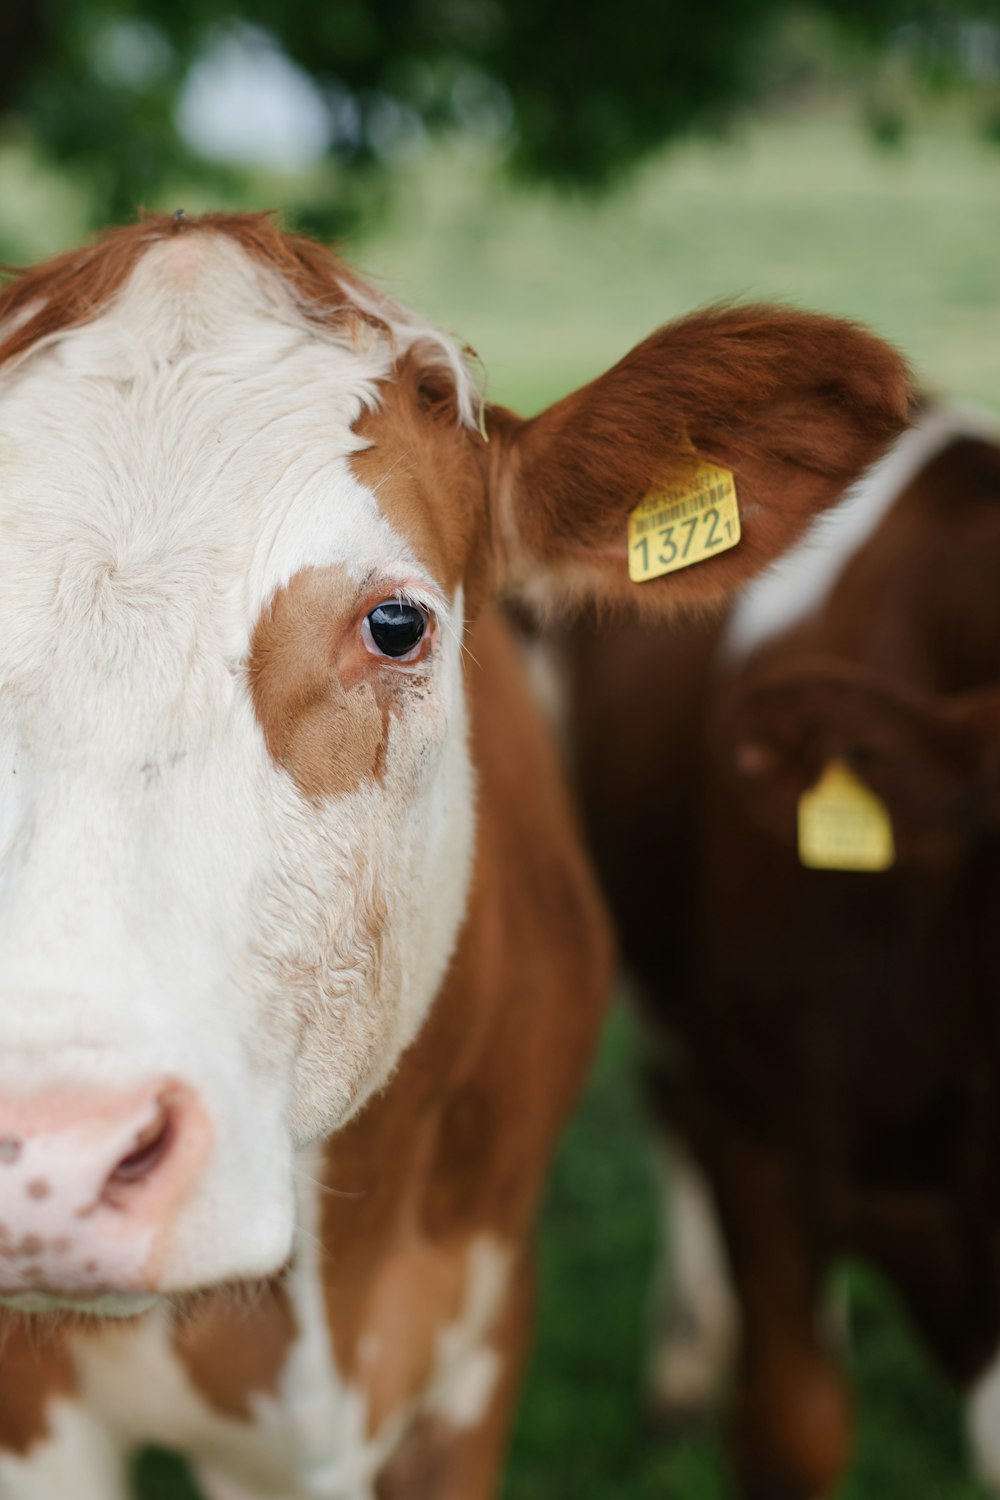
293,1164,367,1201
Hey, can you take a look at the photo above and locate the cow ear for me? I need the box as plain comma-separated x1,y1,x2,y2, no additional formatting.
721,662,992,855
485,305,912,615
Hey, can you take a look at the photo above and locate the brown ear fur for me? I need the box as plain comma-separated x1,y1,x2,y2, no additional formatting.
488,306,913,614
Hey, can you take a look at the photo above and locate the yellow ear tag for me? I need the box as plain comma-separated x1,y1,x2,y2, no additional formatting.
628,461,740,583
797,760,895,872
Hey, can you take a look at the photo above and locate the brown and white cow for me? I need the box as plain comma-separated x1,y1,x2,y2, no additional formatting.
0,212,909,1499
566,405,1000,1499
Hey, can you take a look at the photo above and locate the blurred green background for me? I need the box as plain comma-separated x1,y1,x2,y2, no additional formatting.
2,6,1000,1496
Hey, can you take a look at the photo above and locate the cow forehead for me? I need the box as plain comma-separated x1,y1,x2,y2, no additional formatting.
0,236,463,734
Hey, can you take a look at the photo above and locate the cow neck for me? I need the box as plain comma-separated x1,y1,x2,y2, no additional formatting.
313,605,611,1410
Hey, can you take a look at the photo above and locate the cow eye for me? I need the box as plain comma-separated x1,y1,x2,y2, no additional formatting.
364,601,428,661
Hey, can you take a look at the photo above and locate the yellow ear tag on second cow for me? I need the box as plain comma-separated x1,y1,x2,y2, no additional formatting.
628,461,741,583
797,760,895,872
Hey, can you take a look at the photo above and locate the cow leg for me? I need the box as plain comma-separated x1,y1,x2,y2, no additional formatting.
967,1345,1000,1495
715,1140,853,1500
647,1135,739,1425
375,1257,534,1500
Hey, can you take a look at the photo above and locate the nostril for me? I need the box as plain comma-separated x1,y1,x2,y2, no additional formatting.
103,1103,173,1201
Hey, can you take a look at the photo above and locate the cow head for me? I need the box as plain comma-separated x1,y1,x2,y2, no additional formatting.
0,214,911,1311
722,659,1000,863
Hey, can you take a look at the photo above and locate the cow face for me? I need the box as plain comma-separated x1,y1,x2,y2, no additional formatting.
0,233,485,1308
721,658,1000,865
0,215,911,1310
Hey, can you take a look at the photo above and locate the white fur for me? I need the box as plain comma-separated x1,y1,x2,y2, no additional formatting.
59,1165,512,1498
428,1237,512,1430
271,1145,376,1498
648,1139,739,1414
724,403,1000,664
515,634,571,759
0,234,476,1297
0,1397,129,1500
968,1347,1000,1496
75,1308,303,1495
74,1152,376,1498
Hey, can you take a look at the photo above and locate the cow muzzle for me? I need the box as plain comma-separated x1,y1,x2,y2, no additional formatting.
0,1079,210,1310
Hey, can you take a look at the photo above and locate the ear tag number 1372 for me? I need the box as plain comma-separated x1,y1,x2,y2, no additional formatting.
628,461,741,583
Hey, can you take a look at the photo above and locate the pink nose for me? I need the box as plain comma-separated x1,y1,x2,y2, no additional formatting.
0,1081,207,1300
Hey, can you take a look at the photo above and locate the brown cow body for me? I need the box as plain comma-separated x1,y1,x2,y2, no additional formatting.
568,407,1000,1498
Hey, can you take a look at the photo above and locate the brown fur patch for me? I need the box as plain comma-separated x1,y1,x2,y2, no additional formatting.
249,565,402,798
351,354,489,599
0,1316,75,1456
171,1281,296,1422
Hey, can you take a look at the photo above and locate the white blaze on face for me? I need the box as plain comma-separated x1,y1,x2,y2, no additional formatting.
0,235,477,1293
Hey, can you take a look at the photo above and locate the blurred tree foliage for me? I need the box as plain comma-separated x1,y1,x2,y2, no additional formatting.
1,0,998,226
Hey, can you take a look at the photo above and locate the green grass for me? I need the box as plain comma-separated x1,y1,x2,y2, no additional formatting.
4,102,996,1497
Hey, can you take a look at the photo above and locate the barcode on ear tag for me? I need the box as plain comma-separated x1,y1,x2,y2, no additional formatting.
798,760,895,872
628,462,740,583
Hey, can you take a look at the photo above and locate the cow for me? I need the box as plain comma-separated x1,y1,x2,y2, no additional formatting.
565,404,1000,1500
0,211,910,1500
